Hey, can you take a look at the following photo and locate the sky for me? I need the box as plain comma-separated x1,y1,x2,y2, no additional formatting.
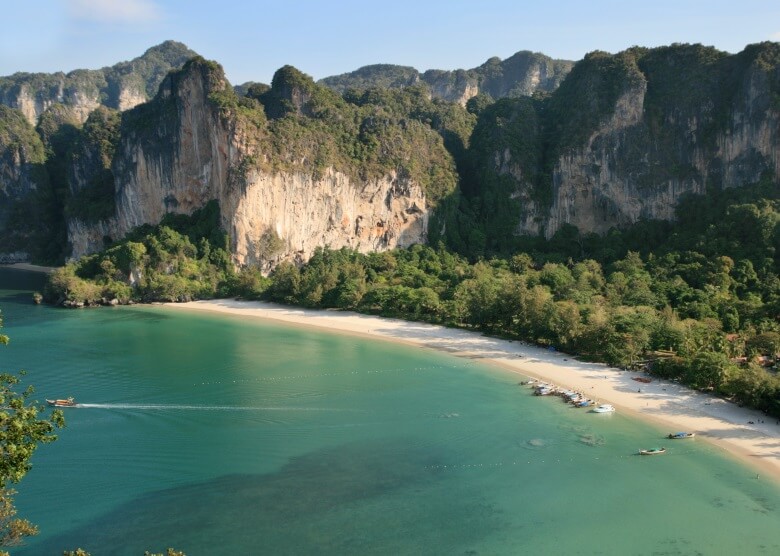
1,0,779,86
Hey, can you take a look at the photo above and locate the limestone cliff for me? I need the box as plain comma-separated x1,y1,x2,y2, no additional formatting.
0,105,48,254
5,41,780,268
0,41,196,126
0,107,45,202
67,59,437,268
465,51,573,101
320,51,573,105
228,169,426,269
467,43,780,240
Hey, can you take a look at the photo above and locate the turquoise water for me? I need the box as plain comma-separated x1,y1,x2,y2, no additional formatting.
2,268,780,555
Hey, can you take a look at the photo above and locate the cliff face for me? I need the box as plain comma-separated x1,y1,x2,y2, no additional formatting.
67,59,239,258
545,82,653,235
5,41,779,267
320,51,573,105
0,106,47,237
420,70,480,107
471,51,573,100
0,106,48,262
0,78,100,127
228,169,426,269
470,43,780,239
0,41,196,126
67,59,431,267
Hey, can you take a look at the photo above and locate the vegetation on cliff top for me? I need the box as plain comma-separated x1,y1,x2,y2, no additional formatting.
194,60,470,206
320,64,420,93
107,40,198,100
0,106,46,167
254,42,777,260
0,42,198,264
66,107,121,223
319,50,573,101
477,51,574,96
0,40,197,111
544,49,646,153
5,42,779,268
0,106,50,258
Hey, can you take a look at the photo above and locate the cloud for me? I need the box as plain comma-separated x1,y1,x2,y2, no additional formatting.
67,0,162,23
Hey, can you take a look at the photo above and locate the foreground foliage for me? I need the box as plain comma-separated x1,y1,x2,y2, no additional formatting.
0,313,65,554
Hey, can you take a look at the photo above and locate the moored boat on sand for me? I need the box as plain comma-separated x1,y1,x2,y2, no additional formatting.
667,432,695,439
592,404,615,413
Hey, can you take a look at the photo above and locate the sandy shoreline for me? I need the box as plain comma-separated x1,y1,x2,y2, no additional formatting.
166,298,780,482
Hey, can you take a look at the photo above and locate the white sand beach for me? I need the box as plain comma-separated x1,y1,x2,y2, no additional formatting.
168,299,780,481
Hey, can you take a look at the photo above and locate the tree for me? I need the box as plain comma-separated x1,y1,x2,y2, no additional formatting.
548,300,582,350
684,351,735,391
538,263,575,299
465,93,494,115
0,311,65,554
746,331,780,358
0,491,37,553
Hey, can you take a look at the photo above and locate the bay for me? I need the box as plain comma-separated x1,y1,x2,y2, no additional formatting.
2,268,779,555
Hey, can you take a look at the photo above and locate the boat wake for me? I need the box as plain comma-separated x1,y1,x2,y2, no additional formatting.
77,403,361,412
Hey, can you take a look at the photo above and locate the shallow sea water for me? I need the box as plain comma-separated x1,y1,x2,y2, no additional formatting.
2,269,779,555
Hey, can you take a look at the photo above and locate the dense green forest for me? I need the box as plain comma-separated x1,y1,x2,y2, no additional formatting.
44,177,780,417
